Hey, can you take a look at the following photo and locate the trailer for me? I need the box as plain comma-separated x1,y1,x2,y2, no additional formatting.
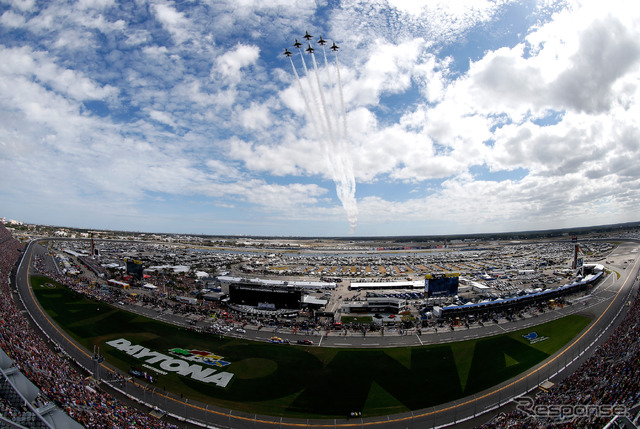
176,296,198,305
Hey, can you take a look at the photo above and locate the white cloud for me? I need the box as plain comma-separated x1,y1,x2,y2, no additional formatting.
550,15,640,113
0,46,118,101
172,79,238,109
152,2,191,44
239,180,327,210
2,0,640,235
238,101,272,130
124,29,151,46
148,110,176,128
8,0,35,12
77,0,115,9
0,10,26,27
353,166,637,234
205,159,243,180
227,136,322,177
214,43,260,83
351,38,423,104
461,4,640,119
331,0,516,48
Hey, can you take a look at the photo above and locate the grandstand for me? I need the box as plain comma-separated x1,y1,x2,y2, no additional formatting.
442,272,602,319
0,224,179,428
477,270,640,429
0,347,83,428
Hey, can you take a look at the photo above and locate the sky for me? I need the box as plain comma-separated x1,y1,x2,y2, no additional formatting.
1,0,640,237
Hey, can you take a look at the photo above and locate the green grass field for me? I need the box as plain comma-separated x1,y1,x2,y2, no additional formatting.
31,276,590,418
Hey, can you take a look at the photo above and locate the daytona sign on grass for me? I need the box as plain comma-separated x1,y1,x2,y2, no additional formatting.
106,338,233,387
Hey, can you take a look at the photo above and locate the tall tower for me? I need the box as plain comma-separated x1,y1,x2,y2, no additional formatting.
90,232,95,258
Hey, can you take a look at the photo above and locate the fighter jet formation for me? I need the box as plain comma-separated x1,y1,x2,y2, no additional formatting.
286,36,339,57
283,31,357,233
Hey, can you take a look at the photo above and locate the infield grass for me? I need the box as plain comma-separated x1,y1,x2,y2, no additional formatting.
31,275,590,418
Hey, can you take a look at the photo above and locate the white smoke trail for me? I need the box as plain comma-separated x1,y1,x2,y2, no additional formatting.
310,52,340,162
321,44,342,148
320,43,357,230
288,56,337,182
298,50,330,144
311,50,356,233
295,49,339,184
333,47,358,233
289,37,358,234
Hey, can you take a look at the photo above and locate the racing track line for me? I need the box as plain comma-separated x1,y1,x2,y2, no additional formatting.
14,239,640,429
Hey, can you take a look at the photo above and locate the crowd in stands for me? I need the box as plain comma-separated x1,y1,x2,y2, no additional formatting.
5,221,640,428
0,225,180,428
478,280,640,428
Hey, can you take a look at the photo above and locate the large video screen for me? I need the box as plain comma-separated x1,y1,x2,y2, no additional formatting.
229,284,302,309
425,274,459,297
125,258,144,280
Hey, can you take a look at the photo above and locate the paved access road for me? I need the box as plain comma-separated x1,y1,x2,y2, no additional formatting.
14,239,640,429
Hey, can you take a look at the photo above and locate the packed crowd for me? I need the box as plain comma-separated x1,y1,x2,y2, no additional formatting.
0,225,180,428
478,278,640,428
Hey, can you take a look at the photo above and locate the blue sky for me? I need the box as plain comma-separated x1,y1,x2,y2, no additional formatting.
1,0,639,237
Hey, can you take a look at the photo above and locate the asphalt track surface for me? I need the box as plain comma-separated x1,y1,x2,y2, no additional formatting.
13,239,640,429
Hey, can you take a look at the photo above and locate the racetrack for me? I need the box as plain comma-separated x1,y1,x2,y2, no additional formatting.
15,238,640,428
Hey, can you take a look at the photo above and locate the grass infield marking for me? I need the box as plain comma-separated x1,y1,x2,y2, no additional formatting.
31,275,591,419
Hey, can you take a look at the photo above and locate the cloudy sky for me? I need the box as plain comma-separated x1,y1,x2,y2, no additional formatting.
1,0,639,237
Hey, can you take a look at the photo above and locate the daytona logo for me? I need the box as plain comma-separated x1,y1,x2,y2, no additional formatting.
106,338,233,387
168,348,230,367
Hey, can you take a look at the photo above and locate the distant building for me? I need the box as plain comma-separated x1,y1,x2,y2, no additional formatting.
341,297,403,314
349,280,424,291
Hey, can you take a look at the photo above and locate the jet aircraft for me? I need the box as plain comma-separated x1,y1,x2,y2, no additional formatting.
305,44,315,54
283,49,292,57
303,30,313,41
330,42,339,51
293,39,302,49
317,36,327,46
